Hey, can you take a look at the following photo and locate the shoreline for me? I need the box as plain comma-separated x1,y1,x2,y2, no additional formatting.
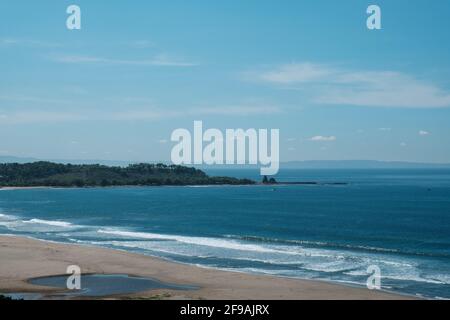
0,182,347,191
0,186,56,191
0,235,414,300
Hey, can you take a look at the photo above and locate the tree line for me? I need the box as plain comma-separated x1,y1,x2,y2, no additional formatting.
0,162,255,187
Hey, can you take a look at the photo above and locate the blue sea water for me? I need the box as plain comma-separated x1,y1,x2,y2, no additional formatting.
1,169,449,299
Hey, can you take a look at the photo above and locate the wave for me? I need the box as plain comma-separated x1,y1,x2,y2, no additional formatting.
0,213,18,228
224,234,450,259
93,230,420,275
94,229,450,286
0,213,17,220
97,229,298,255
0,213,79,232
382,274,448,285
2,214,450,297
94,229,450,278
23,219,74,228
82,238,341,267
95,229,369,262
225,235,400,252
344,269,450,285
78,239,217,259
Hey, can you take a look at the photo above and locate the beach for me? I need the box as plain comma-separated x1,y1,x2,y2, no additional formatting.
0,235,410,300
2,171,449,299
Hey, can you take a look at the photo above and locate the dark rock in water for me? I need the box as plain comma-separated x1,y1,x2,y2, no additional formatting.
262,176,277,185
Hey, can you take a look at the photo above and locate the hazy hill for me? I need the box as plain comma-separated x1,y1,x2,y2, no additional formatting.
281,160,450,169
1,156,450,170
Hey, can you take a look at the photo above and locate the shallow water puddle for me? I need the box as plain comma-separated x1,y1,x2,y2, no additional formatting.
28,274,198,298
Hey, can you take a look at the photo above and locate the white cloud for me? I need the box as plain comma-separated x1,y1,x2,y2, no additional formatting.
419,130,430,136
107,105,280,120
150,54,197,67
53,54,197,67
194,105,281,116
0,111,85,124
309,135,336,142
400,142,407,147
0,105,280,125
379,127,392,132
107,110,176,121
131,40,155,48
258,63,335,84
254,63,450,108
0,38,60,48
0,95,71,105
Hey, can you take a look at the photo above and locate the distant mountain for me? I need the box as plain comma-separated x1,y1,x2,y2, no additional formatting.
0,156,40,164
0,156,141,167
1,156,450,169
281,160,450,169
47,159,136,167
198,160,450,170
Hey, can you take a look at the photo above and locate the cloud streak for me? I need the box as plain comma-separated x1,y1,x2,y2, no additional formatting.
309,135,337,142
0,111,85,124
0,38,61,48
253,63,450,108
53,54,197,67
0,105,281,124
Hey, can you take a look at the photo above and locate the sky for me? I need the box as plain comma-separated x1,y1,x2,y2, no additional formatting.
1,0,450,163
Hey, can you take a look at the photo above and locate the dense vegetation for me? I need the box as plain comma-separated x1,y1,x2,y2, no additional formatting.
0,162,255,187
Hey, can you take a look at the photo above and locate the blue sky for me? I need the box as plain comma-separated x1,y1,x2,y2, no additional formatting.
1,0,450,163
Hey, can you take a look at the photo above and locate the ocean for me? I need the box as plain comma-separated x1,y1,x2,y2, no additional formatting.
1,169,449,299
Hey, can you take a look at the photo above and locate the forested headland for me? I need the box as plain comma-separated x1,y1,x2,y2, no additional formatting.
0,162,255,187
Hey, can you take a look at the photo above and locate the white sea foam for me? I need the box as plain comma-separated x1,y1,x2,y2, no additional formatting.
332,279,366,286
0,221,13,228
342,268,447,285
1,215,449,298
344,270,370,277
93,228,450,290
0,213,18,228
382,274,445,285
0,213,17,220
302,261,359,273
218,267,303,278
86,240,215,258
0,213,78,232
95,229,366,264
23,219,73,228
97,229,300,255
428,274,450,285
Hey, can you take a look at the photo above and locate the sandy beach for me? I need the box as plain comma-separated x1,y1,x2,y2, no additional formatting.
0,235,412,300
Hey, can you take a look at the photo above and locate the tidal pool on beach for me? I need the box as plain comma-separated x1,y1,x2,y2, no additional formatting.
28,274,198,297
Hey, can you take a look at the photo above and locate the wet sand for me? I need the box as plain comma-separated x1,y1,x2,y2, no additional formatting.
0,235,413,300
